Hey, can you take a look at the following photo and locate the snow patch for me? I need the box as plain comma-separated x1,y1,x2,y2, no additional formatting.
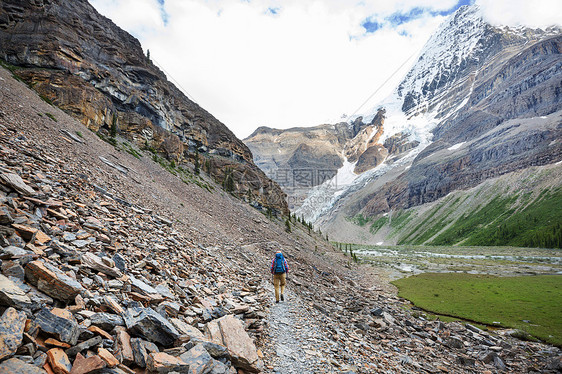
448,142,466,151
376,242,383,246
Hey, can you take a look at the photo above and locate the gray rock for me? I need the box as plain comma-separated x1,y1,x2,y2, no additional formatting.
0,246,29,260
33,308,79,345
0,358,44,373
123,307,180,347
179,344,214,374
90,312,125,331
0,274,32,309
130,275,159,295
186,338,229,360
207,359,230,374
65,336,103,357
0,172,36,196
112,254,126,272
131,338,159,368
81,252,122,278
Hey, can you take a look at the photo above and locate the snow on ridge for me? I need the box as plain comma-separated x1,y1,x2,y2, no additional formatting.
447,142,465,151
397,5,485,98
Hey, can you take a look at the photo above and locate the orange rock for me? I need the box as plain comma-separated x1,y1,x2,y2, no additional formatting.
88,326,113,341
97,348,119,367
69,353,106,374
45,338,71,349
47,348,72,374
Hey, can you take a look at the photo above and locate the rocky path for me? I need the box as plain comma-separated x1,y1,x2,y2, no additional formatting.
262,283,353,374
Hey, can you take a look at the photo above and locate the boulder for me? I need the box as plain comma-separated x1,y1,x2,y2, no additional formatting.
130,338,159,368
113,327,134,365
34,308,79,346
179,344,214,374
0,274,32,309
90,312,124,331
215,314,262,373
47,348,72,374
25,261,84,302
80,252,122,278
0,307,26,360
68,353,106,374
0,172,36,196
0,357,45,373
122,307,180,347
146,352,190,373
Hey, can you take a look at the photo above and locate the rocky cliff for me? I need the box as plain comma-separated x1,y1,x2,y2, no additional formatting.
0,0,288,214
245,109,418,210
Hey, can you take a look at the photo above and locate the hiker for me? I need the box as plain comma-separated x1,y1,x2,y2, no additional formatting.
270,250,288,303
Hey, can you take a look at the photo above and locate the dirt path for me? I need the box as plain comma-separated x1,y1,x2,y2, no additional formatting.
262,283,355,374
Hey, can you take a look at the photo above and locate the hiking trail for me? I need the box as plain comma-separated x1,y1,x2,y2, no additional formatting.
262,282,353,373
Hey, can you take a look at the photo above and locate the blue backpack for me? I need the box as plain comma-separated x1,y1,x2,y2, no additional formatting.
274,253,286,273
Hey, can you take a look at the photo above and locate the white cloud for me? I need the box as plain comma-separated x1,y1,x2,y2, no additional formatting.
477,0,562,28
88,0,559,138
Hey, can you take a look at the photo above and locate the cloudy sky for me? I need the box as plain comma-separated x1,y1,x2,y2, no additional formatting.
89,0,561,138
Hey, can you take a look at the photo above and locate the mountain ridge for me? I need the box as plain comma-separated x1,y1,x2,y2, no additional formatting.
0,0,289,215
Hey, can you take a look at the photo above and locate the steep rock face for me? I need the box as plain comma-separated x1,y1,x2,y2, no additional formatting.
365,35,562,215
244,109,406,210
0,0,288,214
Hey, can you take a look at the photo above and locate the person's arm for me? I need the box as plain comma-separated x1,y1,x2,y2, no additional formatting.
285,259,289,274
270,258,275,274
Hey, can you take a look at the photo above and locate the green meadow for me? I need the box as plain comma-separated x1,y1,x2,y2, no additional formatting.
392,273,562,346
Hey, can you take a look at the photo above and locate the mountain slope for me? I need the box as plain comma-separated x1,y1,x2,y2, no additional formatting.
246,5,562,247
0,0,288,214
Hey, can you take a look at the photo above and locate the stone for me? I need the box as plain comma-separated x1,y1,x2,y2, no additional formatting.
186,338,229,360
34,308,79,346
47,348,72,374
146,352,190,373
113,327,134,366
25,261,84,302
445,337,464,349
0,245,29,260
129,275,160,296
64,336,102,358
207,359,230,374
80,253,122,278
216,315,262,373
45,338,71,349
369,307,383,316
0,274,32,309
11,224,50,244
0,307,26,360
170,318,205,340
90,312,124,331
122,307,180,347
0,172,36,196
68,353,106,374
87,326,113,341
130,338,159,368
97,347,119,367
179,344,213,374
2,262,25,281
0,357,45,373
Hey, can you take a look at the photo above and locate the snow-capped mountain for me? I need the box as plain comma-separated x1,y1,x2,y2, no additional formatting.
245,5,562,243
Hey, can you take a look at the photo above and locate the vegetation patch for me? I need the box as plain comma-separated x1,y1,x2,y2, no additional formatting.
370,216,389,234
392,273,562,346
430,190,562,248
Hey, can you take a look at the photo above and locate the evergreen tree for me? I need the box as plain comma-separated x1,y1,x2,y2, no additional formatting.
285,218,291,233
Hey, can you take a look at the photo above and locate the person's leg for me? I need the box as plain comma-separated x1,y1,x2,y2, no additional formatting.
273,274,281,303
280,273,286,300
